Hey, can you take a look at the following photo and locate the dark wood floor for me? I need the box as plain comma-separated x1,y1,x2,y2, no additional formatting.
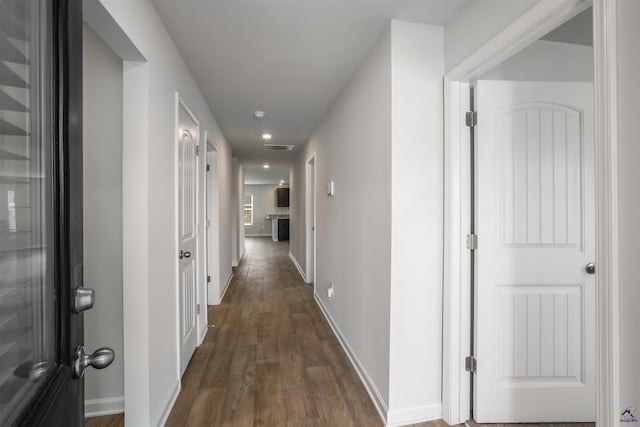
164,237,388,426
85,238,595,426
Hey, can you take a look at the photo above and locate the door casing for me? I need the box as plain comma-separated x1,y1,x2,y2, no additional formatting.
306,153,317,287
442,1,620,426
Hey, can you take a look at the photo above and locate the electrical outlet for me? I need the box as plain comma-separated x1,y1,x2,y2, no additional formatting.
327,282,335,298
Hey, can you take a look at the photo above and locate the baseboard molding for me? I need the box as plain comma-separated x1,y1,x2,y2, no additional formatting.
218,272,233,304
84,396,124,418
245,233,272,237
386,402,442,427
156,382,180,427
288,252,307,282
314,295,388,424
199,323,207,344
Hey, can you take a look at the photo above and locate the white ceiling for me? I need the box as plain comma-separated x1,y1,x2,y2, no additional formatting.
244,164,290,185
150,0,470,166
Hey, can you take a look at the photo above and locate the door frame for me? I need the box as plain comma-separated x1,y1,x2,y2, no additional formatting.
173,93,202,377
441,1,619,425
305,153,317,287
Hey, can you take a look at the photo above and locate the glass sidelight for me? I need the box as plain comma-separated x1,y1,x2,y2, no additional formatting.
0,0,55,424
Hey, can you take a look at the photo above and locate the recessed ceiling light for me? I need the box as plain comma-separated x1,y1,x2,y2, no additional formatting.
253,111,265,120
263,163,270,169
262,133,272,140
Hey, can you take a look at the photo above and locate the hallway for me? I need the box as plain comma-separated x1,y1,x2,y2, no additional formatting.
86,237,449,426
166,236,390,426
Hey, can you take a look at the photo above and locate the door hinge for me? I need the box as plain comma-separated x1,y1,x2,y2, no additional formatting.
206,164,210,172
197,304,201,315
206,219,211,228
465,111,477,127
466,233,478,250
207,275,211,283
196,145,201,156
465,356,477,373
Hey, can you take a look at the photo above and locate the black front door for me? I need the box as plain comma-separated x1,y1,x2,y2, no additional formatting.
0,0,95,425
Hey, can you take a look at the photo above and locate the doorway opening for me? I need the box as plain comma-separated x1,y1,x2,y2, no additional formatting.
443,2,604,425
306,155,316,287
205,139,220,306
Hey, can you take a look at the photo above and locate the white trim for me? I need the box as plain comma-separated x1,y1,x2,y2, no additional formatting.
217,272,233,304
84,396,125,418
305,153,317,288
442,1,606,425
199,321,207,344
442,80,471,425
245,233,272,237
156,382,180,427
122,59,151,427
288,252,306,282
593,1,619,426
314,295,388,425
447,0,591,81
386,402,442,427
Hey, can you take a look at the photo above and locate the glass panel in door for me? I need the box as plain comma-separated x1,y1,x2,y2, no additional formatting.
0,0,55,424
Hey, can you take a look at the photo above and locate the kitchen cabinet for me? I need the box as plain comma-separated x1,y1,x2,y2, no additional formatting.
276,187,289,207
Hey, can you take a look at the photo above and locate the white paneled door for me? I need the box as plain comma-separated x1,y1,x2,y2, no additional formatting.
178,102,199,376
475,81,595,422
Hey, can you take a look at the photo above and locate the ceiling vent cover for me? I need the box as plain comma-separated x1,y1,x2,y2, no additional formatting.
264,144,295,151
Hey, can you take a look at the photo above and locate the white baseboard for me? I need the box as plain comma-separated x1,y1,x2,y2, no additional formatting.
245,233,272,237
156,382,180,427
84,396,124,417
199,323,207,344
386,402,442,427
218,272,233,304
288,252,307,282
314,295,388,424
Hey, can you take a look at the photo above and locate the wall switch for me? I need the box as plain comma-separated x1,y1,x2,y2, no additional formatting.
327,181,335,197
327,282,335,298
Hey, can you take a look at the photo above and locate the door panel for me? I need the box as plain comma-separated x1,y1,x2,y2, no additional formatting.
475,81,595,423
177,102,198,376
0,0,89,425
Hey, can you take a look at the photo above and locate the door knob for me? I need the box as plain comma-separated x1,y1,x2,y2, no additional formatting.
73,346,115,378
585,263,596,274
179,250,191,259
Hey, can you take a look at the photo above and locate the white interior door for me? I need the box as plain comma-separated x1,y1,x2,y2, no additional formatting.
178,103,199,375
475,80,595,422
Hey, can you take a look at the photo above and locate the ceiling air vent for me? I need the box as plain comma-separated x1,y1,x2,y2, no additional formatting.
264,144,295,151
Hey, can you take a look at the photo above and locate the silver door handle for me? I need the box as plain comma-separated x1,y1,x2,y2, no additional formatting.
72,287,95,314
73,346,115,378
585,263,595,274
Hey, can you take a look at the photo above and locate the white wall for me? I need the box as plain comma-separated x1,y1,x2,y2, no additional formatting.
291,20,445,425
97,1,234,424
616,0,640,415
82,23,124,416
480,40,593,82
444,0,539,72
387,20,444,423
244,184,289,236
290,25,393,413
